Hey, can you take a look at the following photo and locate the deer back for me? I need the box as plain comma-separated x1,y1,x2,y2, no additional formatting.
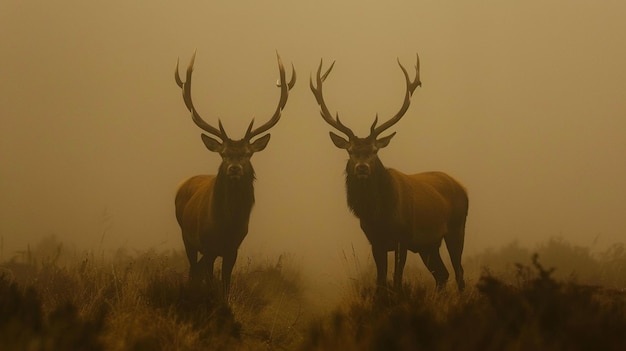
411,171,469,224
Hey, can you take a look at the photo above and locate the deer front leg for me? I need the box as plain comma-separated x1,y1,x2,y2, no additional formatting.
221,250,238,301
371,245,388,288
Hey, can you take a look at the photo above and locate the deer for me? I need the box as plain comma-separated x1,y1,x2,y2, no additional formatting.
310,54,468,292
174,51,295,299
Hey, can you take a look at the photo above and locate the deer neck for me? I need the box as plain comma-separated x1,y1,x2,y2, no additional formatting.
213,168,256,222
345,159,395,221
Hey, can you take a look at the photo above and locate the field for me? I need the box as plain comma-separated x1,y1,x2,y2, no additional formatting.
1,236,625,350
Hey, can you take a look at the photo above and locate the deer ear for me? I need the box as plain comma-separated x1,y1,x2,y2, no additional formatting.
329,131,349,149
250,134,271,152
201,134,223,152
375,132,396,149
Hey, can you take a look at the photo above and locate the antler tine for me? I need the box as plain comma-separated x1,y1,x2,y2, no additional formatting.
310,59,355,139
369,114,379,135
175,58,184,88
284,62,297,89
245,52,296,141
218,119,229,140
371,53,422,137
175,51,224,140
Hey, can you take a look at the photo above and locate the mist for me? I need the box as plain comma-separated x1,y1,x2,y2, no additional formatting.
2,1,625,291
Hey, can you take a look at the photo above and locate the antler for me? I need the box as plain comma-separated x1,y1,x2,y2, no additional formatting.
175,50,227,140
243,52,296,141
370,53,421,138
310,59,355,139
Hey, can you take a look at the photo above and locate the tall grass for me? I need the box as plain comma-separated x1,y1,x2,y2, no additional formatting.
301,254,626,351
1,235,625,350
0,236,308,350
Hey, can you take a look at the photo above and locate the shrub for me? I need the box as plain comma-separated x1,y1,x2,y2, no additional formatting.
0,274,105,351
299,254,626,351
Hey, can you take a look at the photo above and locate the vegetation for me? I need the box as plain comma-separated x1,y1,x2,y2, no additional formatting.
1,238,307,350
1,236,625,350
303,254,626,351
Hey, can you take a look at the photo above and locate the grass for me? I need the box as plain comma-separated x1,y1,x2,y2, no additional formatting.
1,236,625,350
302,254,626,351
1,238,308,350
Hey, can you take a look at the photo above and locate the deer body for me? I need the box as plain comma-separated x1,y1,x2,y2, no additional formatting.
312,54,468,291
348,167,468,290
349,169,466,250
176,174,253,265
174,52,295,299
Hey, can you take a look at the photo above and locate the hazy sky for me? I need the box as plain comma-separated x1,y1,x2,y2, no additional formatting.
2,1,625,279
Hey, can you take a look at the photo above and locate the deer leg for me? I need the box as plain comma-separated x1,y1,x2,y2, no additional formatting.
221,251,238,300
419,245,449,290
393,243,407,290
444,223,466,292
371,245,388,288
197,254,216,289
184,242,200,284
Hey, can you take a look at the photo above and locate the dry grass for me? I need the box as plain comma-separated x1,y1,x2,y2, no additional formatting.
1,236,625,350
0,237,309,350
301,254,626,351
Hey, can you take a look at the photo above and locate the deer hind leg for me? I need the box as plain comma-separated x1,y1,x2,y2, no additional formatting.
184,239,201,285
393,243,408,290
419,245,449,290
205,255,217,285
444,222,466,291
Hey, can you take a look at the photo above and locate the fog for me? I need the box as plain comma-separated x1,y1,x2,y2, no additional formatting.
2,1,625,285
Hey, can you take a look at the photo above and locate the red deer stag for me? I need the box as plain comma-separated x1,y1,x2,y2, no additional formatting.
174,52,295,299
310,54,468,291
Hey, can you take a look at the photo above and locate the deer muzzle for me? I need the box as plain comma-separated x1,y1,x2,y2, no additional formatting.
227,164,244,179
354,163,371,178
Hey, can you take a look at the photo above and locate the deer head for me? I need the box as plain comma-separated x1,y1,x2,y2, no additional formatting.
175,51,296,180
310,54,421,179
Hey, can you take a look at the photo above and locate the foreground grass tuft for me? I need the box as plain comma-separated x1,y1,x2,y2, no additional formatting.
1,238,308,350
301,254,626,351
0,275,106,351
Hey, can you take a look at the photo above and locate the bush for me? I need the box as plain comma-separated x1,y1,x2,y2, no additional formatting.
2,236,625,350
1,242,308,350
0,274,105,351
300,254,626,351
